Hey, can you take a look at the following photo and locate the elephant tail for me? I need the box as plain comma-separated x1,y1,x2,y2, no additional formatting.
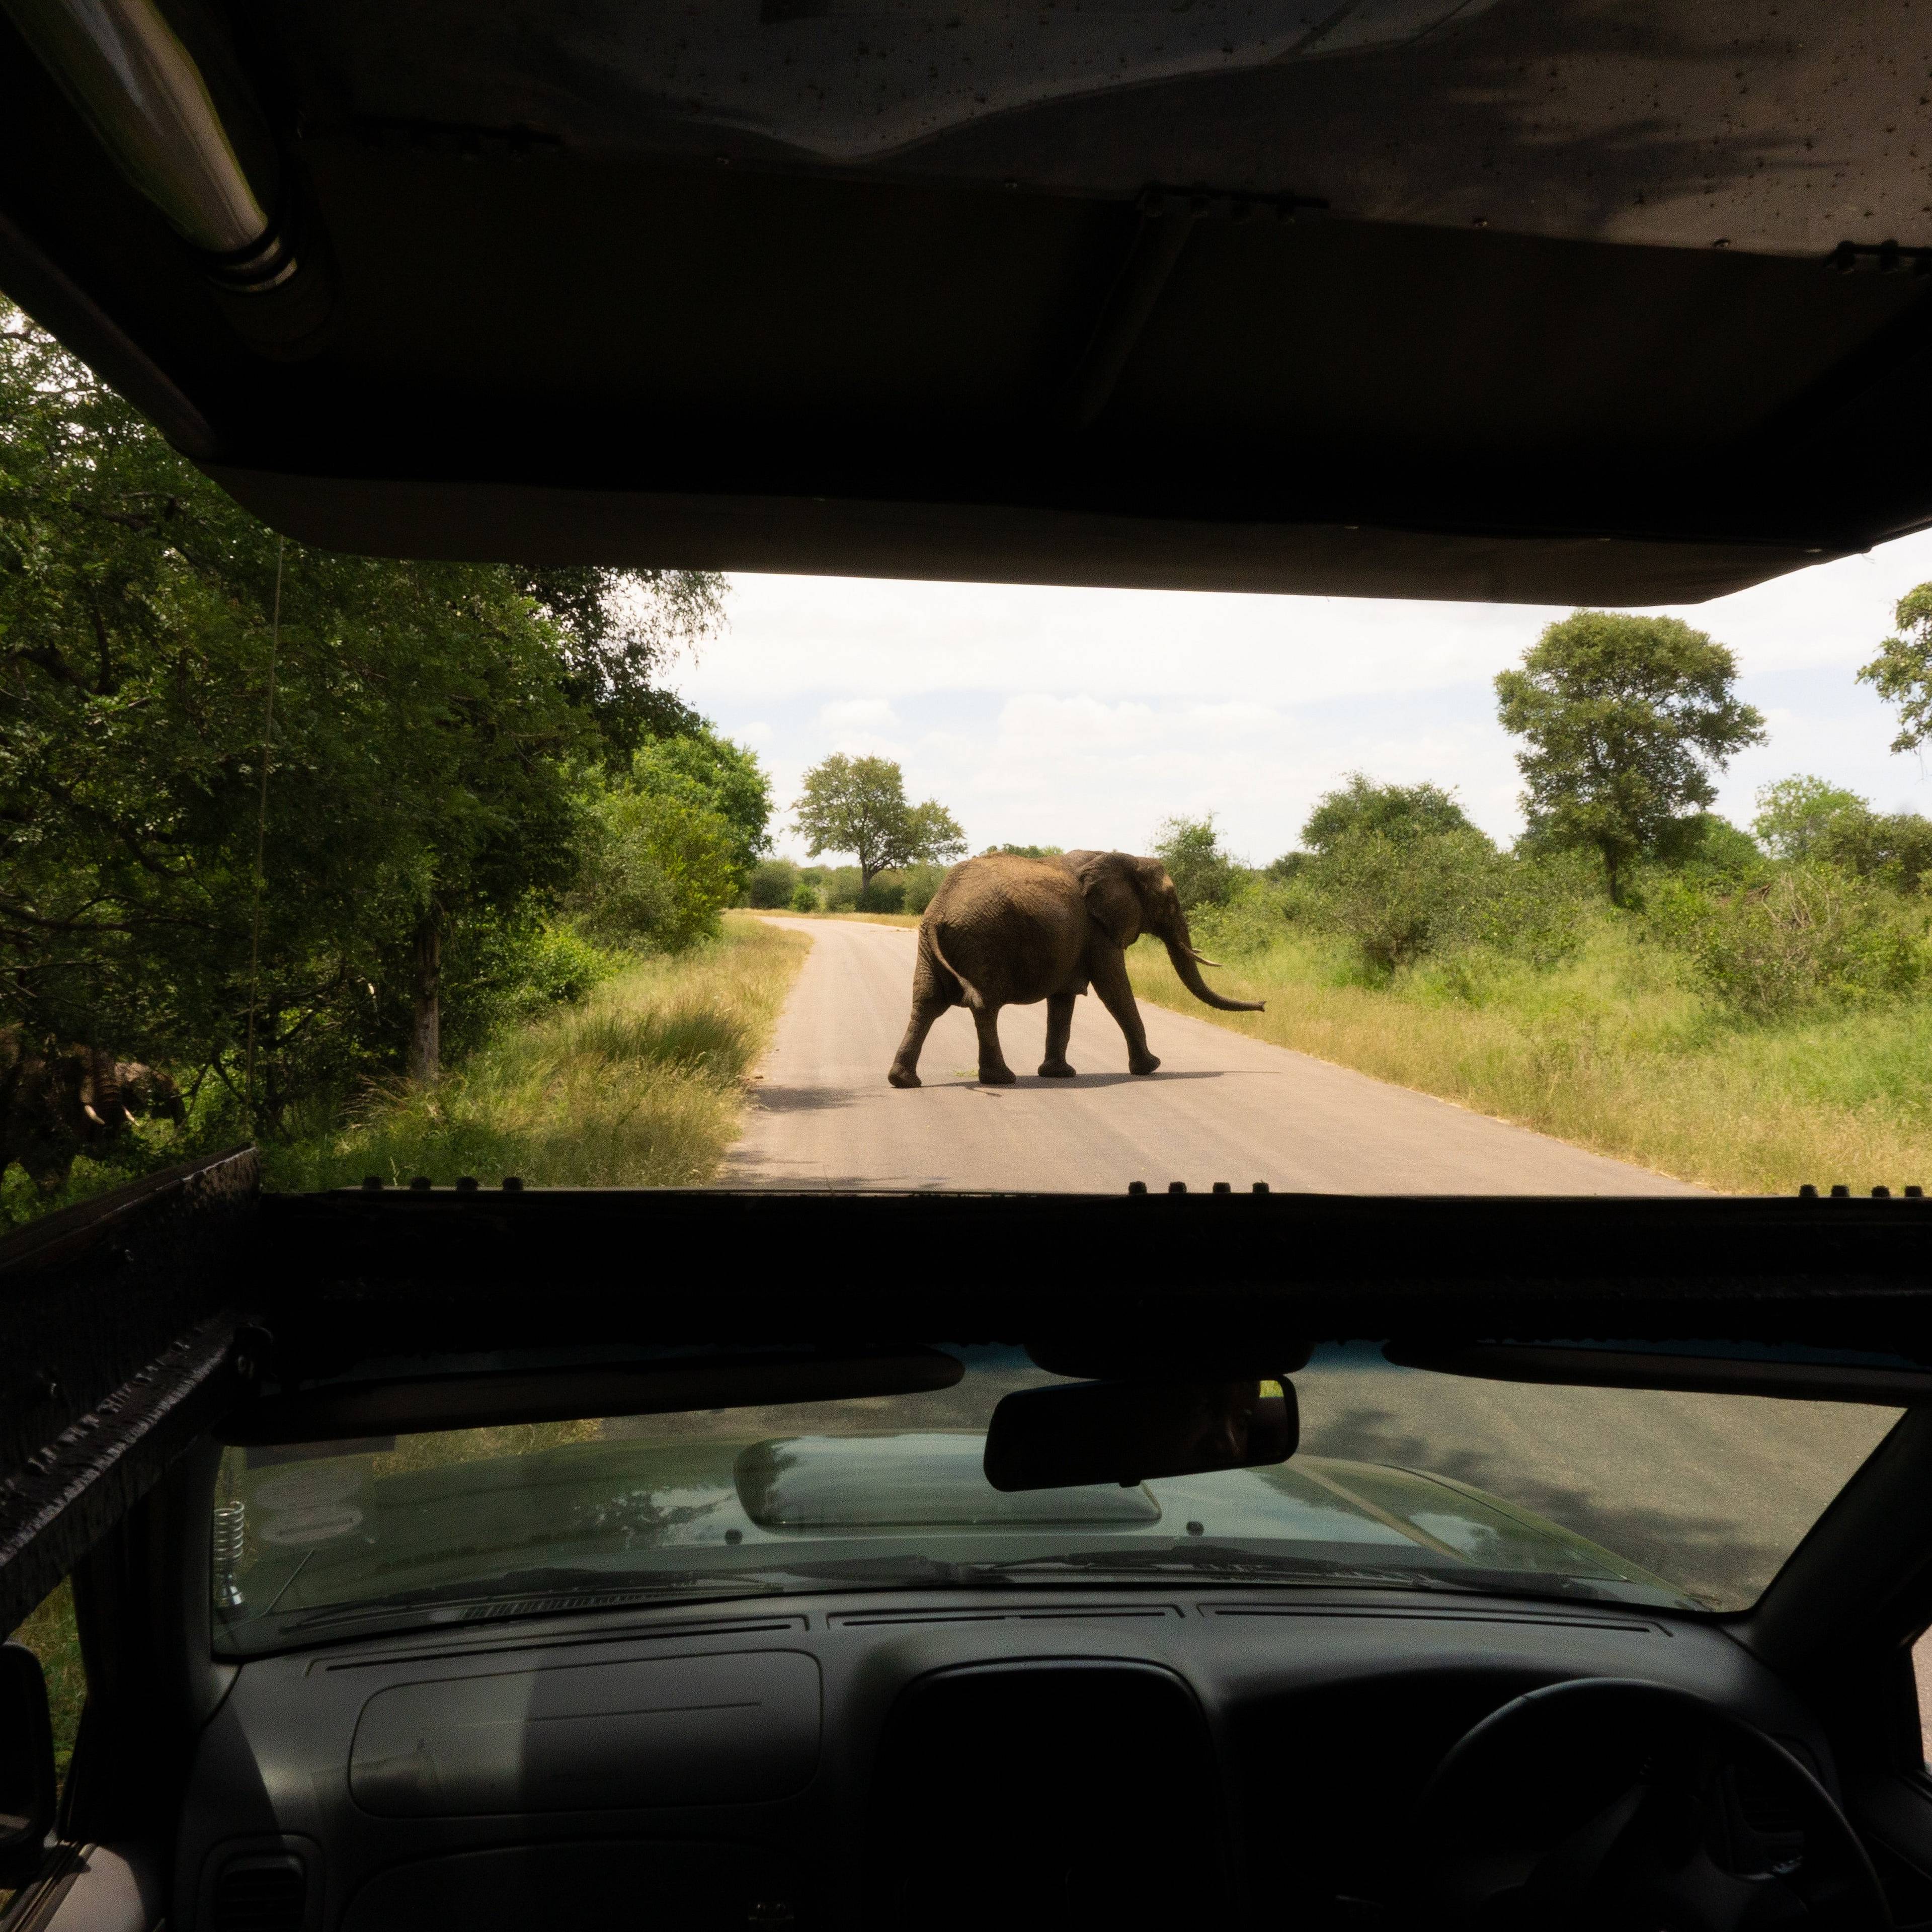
926,924,984,1011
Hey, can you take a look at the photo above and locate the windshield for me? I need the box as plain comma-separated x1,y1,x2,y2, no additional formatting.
210,1346,1902,1655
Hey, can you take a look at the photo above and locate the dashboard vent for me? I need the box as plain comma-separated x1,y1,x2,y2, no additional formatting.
210,1856,307,1932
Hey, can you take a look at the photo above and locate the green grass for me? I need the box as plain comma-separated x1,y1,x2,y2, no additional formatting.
10,1578,83,1786
1130,917,1932,1195
265,913,810,1191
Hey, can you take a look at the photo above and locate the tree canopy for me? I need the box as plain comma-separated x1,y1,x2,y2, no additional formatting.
792,755,965,889
1752,776,1870,862
1301,776,1477,854
1858,582,1932,755
1153,816,1240,910
0,299,735,1123
1495,611,1764,902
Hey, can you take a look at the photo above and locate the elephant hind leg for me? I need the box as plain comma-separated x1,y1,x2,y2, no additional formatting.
889,937,963,1088
889,991,950,1088
971,1004,1016,1085
1038,992,1077,1078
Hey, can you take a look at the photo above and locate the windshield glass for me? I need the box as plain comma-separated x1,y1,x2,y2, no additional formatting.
210,1346,1902,1655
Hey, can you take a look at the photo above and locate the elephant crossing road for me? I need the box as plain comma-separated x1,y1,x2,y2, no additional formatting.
723,916,1703,1196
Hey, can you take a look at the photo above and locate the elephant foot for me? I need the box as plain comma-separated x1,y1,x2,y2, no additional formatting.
887,1066,922,1089
1038,1059,1077,1079
1129,1054,1162,1076
978,1065,1017,1086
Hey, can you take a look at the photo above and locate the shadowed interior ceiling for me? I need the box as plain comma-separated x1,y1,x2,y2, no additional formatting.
3,0,1931,601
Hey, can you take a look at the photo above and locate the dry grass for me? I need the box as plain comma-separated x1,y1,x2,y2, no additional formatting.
1130,925,1932,1195
268,914,810,1191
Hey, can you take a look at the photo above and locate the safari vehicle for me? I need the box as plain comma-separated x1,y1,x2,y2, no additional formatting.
8,0,1932,1927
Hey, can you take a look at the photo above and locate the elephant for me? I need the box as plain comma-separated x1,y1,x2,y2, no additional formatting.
0,1029,185,1194
887,849,1264,1088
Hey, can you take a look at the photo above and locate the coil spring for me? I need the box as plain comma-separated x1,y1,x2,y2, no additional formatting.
213,1500,246,1609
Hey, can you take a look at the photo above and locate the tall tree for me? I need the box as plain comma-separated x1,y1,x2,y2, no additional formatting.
0,301,714,1119
1858,582,1932,754
792,755,965,891
1495,612,1764,903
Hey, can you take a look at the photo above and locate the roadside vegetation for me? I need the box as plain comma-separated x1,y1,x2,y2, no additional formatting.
266,915,808,1190
0,300,790,1222
1127,606,1932,1195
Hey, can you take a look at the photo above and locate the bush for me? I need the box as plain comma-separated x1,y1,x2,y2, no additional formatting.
1154,815,1239,910
821,867,861,912
568,784,739,952
1302,775,1475,853
1649,864,1926,1019
746,858,799,908
856,879,906,913
898,861,949,913
789,879,820,913
1297,828,1507,974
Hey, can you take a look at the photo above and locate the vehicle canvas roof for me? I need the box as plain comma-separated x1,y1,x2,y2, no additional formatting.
4,0,1931,601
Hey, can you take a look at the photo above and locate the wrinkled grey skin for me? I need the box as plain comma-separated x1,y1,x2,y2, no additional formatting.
888,850,1264,1088
0,1030,185,1194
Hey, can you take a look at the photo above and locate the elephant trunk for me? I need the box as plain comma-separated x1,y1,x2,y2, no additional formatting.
1162,931,1266,1013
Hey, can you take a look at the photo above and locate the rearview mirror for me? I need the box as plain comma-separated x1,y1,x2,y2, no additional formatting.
0,1642,56,1888
983,1377,1298,1493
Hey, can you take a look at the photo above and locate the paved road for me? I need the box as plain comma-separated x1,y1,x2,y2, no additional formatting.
723,917,1702,1194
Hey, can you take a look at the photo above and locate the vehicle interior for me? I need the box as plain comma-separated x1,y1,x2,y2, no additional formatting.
8,0,1932,1927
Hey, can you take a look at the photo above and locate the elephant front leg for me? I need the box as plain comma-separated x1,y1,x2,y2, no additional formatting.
1089,947,1161,1076
1038,992,1077,1078
971,1004,1016,1085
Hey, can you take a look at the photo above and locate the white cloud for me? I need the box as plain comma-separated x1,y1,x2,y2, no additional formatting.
677,530,1932,862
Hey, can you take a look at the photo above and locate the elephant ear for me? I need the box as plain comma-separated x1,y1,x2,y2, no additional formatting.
1067,850,1144,949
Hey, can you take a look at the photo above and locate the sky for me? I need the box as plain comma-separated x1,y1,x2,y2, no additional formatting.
670,530,1932,867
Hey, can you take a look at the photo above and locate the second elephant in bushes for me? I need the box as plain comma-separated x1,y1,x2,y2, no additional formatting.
888,850,1263,1088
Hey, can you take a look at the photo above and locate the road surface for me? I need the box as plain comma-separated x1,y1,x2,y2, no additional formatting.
723,916,1702,1195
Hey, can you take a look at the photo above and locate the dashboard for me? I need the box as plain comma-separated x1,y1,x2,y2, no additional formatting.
172,1590,1837,1931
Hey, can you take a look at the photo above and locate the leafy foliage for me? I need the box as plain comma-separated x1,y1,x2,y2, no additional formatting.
1153,815,1239,911
628,724,773,891
567,779,740,954
0,299,736,1167
1649,866,1926,1020
1752,777,1870,863
1301,775,1475,853
746,858,800,909
792,754,965,889
517,567,726,761
1859,582,1932,754
1496,611,1765,902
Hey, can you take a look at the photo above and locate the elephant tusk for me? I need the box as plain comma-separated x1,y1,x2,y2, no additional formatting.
1188,949,1224,969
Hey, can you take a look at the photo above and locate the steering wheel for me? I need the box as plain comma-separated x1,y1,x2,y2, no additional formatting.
1408,1677,1891,1930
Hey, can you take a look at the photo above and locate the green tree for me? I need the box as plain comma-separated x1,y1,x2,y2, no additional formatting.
1495,611,1765,904
518,566,727,761
567,781,739,953
1859,583,1932,754
1153,816,1239,911
629,725,773,890
983,843,1064,859
0,301,715,1127
1752,776,1869,861
792,754,965,891
1302,775,1474,854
